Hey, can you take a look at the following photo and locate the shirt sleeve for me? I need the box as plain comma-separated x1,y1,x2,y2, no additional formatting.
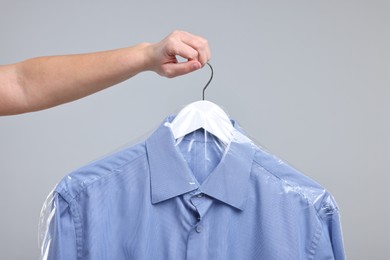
312,193,345,260
39,192,78,260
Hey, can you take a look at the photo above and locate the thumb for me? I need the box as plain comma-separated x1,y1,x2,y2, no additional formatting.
162,60,201,78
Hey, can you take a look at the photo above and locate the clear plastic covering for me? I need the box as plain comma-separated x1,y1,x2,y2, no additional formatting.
38,101,345,259
38,189,56,260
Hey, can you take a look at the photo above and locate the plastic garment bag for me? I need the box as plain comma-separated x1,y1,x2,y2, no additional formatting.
38,188,56,259
38,102,345,259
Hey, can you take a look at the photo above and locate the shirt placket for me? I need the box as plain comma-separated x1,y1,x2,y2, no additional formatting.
186,191,213,260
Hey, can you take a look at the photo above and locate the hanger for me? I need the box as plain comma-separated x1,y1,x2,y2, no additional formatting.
169,63,234,145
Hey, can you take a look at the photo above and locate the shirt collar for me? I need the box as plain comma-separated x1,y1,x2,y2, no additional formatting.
145,116,256,211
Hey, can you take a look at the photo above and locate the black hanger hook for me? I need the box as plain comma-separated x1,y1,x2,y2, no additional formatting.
202,62,213,100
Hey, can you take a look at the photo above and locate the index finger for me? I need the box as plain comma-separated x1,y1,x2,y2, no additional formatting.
173,31,211,66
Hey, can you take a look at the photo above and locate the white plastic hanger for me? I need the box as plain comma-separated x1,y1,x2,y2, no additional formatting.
169,63,234,145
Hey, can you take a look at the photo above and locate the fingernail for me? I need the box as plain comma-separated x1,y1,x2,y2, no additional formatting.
192,62,201,70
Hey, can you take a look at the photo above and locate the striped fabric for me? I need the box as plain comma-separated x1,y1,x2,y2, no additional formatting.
41,117,345,259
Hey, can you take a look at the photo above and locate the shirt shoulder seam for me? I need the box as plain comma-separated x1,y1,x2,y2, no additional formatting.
58,149,147,204
251,157,316,204
252,156,336,215
252,156,339,258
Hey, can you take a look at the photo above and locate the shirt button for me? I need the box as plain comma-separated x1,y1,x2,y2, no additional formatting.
196,193,204,198
196,225,203,233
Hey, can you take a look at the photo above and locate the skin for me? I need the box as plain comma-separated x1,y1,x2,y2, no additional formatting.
0,30,210,116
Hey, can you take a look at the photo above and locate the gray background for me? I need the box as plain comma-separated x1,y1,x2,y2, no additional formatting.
0,0,389,259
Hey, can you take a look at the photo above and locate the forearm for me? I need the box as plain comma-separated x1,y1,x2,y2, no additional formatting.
1,43,151,115
0,30,210,116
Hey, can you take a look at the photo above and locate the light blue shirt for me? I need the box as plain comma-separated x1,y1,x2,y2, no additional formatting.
43,117,345,259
